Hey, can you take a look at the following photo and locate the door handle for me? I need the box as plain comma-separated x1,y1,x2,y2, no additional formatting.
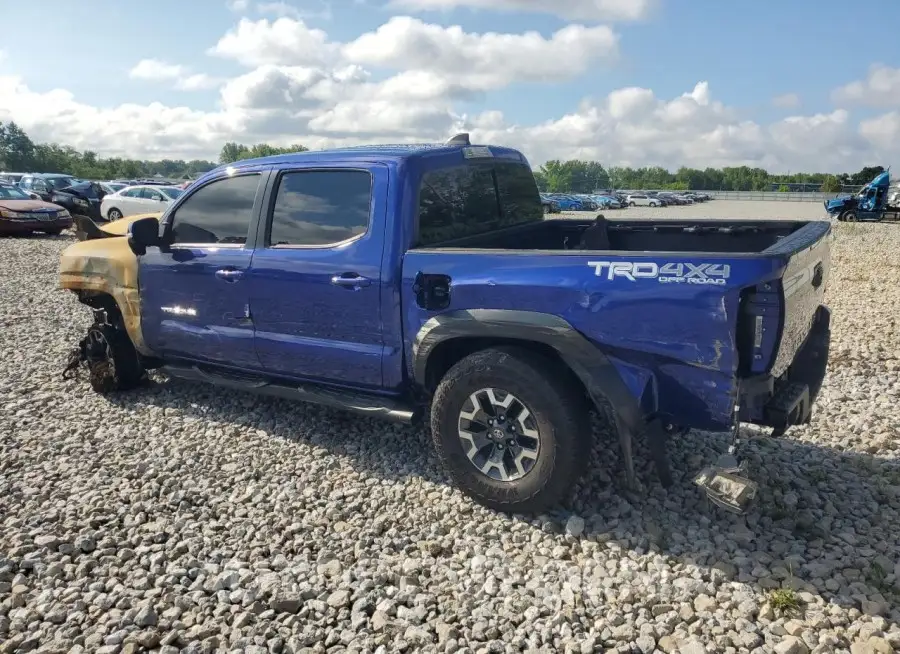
215,268,243,283
331,273,371,289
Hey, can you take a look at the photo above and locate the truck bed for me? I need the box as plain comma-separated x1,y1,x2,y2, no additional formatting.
421,218,810,254
401,219,831,433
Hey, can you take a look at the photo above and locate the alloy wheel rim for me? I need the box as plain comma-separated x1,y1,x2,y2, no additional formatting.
457,388,541,482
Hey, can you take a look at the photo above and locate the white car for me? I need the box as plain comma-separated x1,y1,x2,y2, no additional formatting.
626,193,662,207
101,185,184,221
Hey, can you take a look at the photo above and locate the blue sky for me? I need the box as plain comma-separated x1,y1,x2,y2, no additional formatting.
1,0,898,171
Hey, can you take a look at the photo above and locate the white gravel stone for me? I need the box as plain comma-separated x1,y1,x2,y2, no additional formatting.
1,214,899,652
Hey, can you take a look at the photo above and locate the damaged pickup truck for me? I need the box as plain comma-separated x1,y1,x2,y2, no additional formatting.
59,135,832,514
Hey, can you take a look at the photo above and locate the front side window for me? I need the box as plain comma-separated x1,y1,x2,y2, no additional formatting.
141,187,164,201
170,174,260,245
268,170,371,246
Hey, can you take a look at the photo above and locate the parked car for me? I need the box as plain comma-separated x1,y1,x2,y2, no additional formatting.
101,182,128,194
18,173,79,201
0,172,26,184
0,182,72,236
626,193,663,207
59,134,833,515
539,194,561,214
657,192,687,206
100,184,184,221
592,195,623,209
546,194,584,211
50,181,108,223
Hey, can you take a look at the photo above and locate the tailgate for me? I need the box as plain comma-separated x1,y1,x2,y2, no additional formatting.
741,221,831,379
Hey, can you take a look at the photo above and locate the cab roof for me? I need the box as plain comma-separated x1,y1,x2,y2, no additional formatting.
211,139,528,175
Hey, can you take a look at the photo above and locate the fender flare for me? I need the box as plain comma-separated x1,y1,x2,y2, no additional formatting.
413,309,644,487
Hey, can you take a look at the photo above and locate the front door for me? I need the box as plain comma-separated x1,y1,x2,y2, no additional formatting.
139,171,268,369
246,164,389,389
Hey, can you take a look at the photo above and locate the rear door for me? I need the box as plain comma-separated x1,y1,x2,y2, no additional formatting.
139,170,270,369
246,163,389,389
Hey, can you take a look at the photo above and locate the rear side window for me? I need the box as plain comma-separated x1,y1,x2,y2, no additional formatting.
495,164,543,225
416,162,541,247
170,173,260,245
268,170,371,246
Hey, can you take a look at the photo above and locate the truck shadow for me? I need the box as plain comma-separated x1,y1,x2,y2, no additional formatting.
106,374,900,623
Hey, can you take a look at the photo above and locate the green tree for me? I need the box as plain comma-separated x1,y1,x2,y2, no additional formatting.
0,122,35,170
822,175,841,193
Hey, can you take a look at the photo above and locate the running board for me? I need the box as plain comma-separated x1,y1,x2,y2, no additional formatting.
162,363,421,425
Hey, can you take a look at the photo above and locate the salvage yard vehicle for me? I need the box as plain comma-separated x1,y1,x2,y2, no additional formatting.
100,184,184,221
825,170,900,222
59,135,833,515
626,193,662,207
0,182,72,236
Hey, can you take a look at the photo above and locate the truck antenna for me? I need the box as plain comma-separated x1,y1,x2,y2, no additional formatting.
445,133,470,146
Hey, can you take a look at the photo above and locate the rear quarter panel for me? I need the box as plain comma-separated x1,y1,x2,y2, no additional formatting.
402,250,787,430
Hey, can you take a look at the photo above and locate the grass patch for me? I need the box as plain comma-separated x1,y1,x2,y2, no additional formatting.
769,588,803,617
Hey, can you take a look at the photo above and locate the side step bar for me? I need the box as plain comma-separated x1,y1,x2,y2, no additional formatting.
162,363,422,425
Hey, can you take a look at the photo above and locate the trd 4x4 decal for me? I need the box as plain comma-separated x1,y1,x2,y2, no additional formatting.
587,261,731,285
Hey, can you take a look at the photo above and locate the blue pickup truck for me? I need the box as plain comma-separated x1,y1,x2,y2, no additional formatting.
60,135,832,514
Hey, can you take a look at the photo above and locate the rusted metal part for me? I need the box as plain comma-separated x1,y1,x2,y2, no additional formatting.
58,230,150,355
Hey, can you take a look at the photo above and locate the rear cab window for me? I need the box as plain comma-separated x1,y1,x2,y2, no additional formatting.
266,169,372,247
415,161,543,247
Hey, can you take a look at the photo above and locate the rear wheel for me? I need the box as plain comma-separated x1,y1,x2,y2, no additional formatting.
430,347,591,514
107,208,123,221
650,201,658,207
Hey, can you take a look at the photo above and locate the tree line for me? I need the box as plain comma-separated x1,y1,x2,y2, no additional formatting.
1,121,885,191
0,122,309,180
534,159,884,193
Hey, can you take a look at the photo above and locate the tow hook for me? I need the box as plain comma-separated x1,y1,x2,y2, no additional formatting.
693,395,759,514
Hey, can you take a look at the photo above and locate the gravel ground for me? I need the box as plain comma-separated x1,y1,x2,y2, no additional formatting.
1,209,899,654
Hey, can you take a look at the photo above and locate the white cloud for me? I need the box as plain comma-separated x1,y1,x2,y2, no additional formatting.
0,14,891,173
860,111,900,153
342,17,618,85
209,18,337,67
387,0,657,21
129,59,223,91
773,93,800,109
128,59,186,81
833,64,900,108
227,0,249,10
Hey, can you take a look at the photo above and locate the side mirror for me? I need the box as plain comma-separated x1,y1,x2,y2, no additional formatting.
127,216,161,256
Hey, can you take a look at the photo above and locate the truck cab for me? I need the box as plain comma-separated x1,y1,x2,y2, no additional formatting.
825,170,892,221
60,137,833,514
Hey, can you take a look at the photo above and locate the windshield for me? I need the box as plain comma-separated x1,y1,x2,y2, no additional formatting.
47,177,76,190
0,185,31,200
105,183,126,192
160,187,184,200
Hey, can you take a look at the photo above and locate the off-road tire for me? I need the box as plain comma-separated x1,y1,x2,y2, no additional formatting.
107,208,123,222
430,346,591,513
85,323,145,394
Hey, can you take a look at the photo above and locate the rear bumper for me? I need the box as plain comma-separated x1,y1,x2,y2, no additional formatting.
739,305,830,431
